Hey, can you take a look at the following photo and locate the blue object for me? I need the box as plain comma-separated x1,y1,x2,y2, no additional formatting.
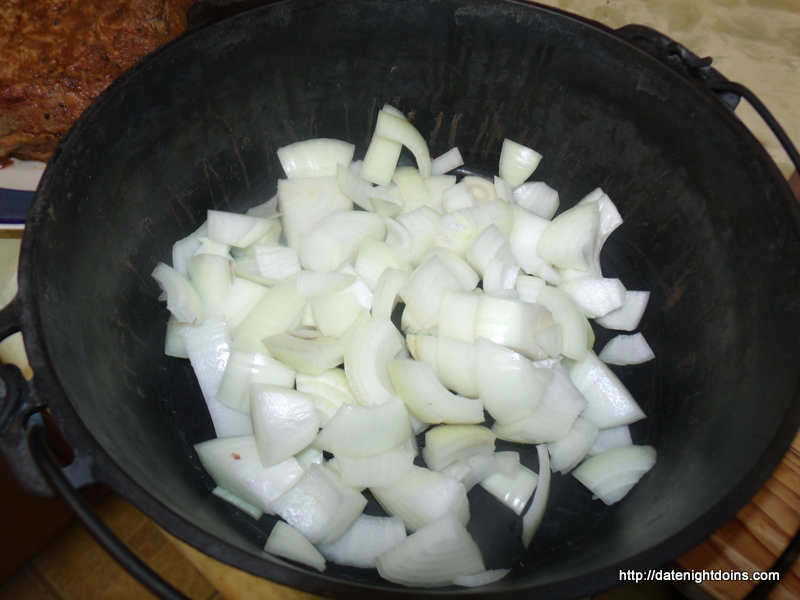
0,188,32,226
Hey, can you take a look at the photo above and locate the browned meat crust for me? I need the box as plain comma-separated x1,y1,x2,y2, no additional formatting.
0,0,195,167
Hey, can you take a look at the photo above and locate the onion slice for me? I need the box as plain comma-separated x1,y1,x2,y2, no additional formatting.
264,521,327,572
375,514,485,587
421,425,496,472
572,444,656,505
388,359,485,425
314,398,413,458
521,444,551,547
344,315,409,406
372,466,470,532
499,139,542,188
270,464,367,545
316,514,407,569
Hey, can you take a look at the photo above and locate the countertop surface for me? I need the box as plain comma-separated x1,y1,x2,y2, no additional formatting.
0,0,799,599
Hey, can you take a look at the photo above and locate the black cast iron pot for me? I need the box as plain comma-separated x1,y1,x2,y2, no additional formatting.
1,0,799,598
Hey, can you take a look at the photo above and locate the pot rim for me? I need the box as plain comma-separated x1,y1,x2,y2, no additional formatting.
13,0,800,598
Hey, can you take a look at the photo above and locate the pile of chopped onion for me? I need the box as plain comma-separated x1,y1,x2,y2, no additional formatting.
153,104,657,588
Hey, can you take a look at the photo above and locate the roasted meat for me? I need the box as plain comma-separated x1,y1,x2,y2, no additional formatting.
0,0,196,167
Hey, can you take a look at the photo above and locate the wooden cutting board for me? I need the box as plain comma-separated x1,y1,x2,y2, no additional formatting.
674,432,800,600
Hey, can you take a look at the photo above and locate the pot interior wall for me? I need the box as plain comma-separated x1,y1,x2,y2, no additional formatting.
24,0,800,597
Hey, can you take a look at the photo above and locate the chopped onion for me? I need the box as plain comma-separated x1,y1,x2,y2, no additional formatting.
164,317,188,358
375,514,485,587
405,333,437,364
251,385,320,466
171,222,208,278
309,289,365,338
399,255,469,331
254,245,302,283
388,359,485,425
188,253,234,316
594,290,651,331
435,335,478,398
298,210,386,273
372,466,470,532
589,425,633,456
598,332,655,365
521,444,551,547
431,147,464,176
499,139,542,188
515,274,547,303
442,180,476,213
437,290,480,342
314,398,413,458
181,316,254,437
271,463,367,545
277,138,355,179
152,262,204,325
317,513,407,569
494,176,514,203
333,440,417,488
535,285,593,360
393,166,431,212
245,194,280,219
474,337,551,425
157,107,660,589
537,200,600,272
513,181,559,219
572,444,656,505
577,188,623,276
231,278,307,354
354,238,412,290
216,350,296,413
561,276,626,319
194,436,304,514
207,210,277,249
337,163,374,211
264,520,327,572
344,315,408,406
424,174,457,213
212,486,263,520
568,351,646,428
547,417,599,473
421,425,496,472
263,331,346,376
492,365,586,444
218,277,270,331
473,294,554,360
370,267,409,319
454,569,511,587
480,458,538,515
372,108,431,179
440,453,500,492
277,176,352,250
466,223,514,277
295,369,357,426
508,206,560,284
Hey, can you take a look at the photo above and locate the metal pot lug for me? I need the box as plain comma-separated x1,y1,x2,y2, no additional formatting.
0,363,95,497
0,309,96,498
616,24,740,111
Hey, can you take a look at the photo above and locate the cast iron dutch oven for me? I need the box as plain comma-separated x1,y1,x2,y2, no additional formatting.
1,0,800,598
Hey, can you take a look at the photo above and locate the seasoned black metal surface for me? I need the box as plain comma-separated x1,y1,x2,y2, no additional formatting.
10,0,800,598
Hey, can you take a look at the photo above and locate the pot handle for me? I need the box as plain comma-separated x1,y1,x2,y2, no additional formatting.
0,297,94,496
617,25,800,176
0,299,192,600
26,421,191,600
